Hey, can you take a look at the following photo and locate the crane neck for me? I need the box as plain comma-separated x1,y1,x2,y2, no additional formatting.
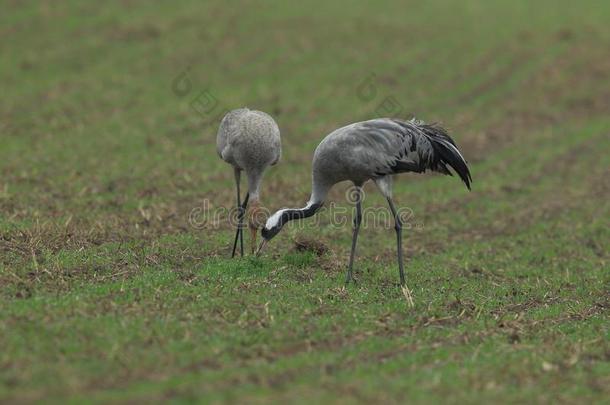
282,180,330,223
309,177,331,207
268,192,326,231
288,200,323,221
246,170,264,201
264,173,332,232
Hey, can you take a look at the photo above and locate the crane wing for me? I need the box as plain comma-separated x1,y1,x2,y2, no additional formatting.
350,118,472,189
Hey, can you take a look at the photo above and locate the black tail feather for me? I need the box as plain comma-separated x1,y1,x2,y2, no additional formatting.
422,124,472,190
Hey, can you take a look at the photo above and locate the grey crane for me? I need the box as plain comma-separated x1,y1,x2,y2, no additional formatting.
257,118,471,285
217,108,281,257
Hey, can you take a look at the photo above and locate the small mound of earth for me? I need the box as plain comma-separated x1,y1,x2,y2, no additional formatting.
293,237,328,256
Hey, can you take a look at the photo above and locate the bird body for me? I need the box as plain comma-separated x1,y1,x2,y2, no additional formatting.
259,117,471,285
217,108,281,256
217,108,281,200
309,118,471,201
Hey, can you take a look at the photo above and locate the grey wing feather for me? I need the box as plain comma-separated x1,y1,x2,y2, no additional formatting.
216,108,282,171
350,118,472,189
250,110,281,166
216,108,249,162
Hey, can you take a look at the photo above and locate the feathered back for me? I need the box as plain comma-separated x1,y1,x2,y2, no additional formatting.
311,118,472,196
381,119,472,190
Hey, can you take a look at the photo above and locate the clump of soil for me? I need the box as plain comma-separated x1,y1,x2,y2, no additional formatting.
293,236,328,256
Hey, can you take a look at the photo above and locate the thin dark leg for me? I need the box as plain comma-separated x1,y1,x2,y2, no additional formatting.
231,193,249,258
231,169,247,258
346,187,363,284
387,197,405,285
231,169,240,258
237,171,244,256
239,194,245,257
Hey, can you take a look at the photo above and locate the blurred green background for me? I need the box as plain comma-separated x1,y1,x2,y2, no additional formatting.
1,1,609,403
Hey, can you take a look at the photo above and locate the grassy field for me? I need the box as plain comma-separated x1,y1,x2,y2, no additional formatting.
1,0,609,403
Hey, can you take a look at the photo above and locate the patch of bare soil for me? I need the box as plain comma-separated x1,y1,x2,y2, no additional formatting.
293,236,329,256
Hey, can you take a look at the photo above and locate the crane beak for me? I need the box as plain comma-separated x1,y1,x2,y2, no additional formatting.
255,239,268,257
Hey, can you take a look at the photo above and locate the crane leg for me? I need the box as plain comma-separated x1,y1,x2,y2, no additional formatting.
386,197,405,286
231,169,248,258
232,193,249,257
346,186,363,284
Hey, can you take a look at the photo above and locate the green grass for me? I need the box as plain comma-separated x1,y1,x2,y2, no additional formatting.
1,0,609,403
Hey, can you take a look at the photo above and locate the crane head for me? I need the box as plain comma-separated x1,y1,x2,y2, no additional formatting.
256,202,323,256
256,208,287,256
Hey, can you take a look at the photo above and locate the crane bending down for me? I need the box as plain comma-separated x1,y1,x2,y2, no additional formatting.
257,118,471,286
217,108,281,257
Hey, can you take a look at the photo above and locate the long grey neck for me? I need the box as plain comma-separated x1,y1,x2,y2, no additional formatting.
275,181,330,227
309,177,331,206
296,178,331,217
247,170,264,201
281,200,322,225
